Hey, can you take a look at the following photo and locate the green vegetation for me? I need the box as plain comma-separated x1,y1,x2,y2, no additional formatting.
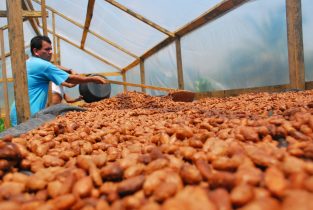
194,78,214,92
0,118,4,132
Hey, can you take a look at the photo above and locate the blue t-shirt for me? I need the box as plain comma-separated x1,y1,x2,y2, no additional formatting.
10,57,69,126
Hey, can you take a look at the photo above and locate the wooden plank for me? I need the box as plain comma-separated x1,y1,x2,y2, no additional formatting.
106,79,177,92
122,72,127,92
124,0,248,71
0,45,30,60
57,36,61,64
175,38,184,89
43,26,123,71
52,12,57,64
41,0,48,35
22,0,41,36
32,0,138,59
140,59,146,93
0,29,11,128
81,0,95,49
0,10,45,18
0,78,14,83
286,0,305,90
6,0,30,124
105,0,174,37
82,72,122,77
194,84,290,99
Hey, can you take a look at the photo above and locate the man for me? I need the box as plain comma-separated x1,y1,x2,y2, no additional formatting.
10,35,108,126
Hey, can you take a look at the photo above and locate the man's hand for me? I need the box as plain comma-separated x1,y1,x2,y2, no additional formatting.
91,76,109,84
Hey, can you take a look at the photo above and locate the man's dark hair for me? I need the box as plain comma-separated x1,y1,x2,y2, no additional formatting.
30,35,51,55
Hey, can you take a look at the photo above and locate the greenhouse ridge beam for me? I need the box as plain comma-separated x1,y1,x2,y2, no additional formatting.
123,0,249,72
104,0,174,37
32,0,138,59
176,0,249,37
81,0,96,49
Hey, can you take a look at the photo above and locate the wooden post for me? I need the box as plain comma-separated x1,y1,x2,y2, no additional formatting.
175,37,184,89
122,72,127,92
52,12,57,65
140,59,146,93
286,0,305,89
41,0,48,36
57,37,61,65
6,0,30,124
0,29,10,128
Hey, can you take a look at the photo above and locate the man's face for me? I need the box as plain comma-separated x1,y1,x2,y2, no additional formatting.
33,40,53,61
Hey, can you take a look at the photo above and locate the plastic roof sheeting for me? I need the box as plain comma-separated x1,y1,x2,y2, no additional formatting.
85,33,135,68
303,0,313,81
126,66,141,92
90,0,167,56
181,0,289,92
115,0,223,32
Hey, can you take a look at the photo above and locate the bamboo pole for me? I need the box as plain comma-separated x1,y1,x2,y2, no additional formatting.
0,29,11,128
286,0,305,89
6,0,30,124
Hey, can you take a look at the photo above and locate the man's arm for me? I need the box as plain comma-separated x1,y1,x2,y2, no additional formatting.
64,75,108,85
63,94,83,103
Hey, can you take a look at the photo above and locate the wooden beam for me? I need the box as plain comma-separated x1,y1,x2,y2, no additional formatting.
195,84,290,99
0,10,45,18
104,0,174,37
0,29,11,128
81,0,95,49
26,0,40,25
82,72,121,77
122,72,127,92
175,37,184,89
123,36,175,71
52,12,57,64
43,26,123,71
41,0,48,35
0,45,30,61
6,0,30,124
57,36,61,64
124,0,249,71
140,59,146,93
176,0,249,37
22,0,41,36
286,0,305,90
32,0,138,59
106,79,177,92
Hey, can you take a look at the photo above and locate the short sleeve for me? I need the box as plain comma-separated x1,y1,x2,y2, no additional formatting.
45,63,69,85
